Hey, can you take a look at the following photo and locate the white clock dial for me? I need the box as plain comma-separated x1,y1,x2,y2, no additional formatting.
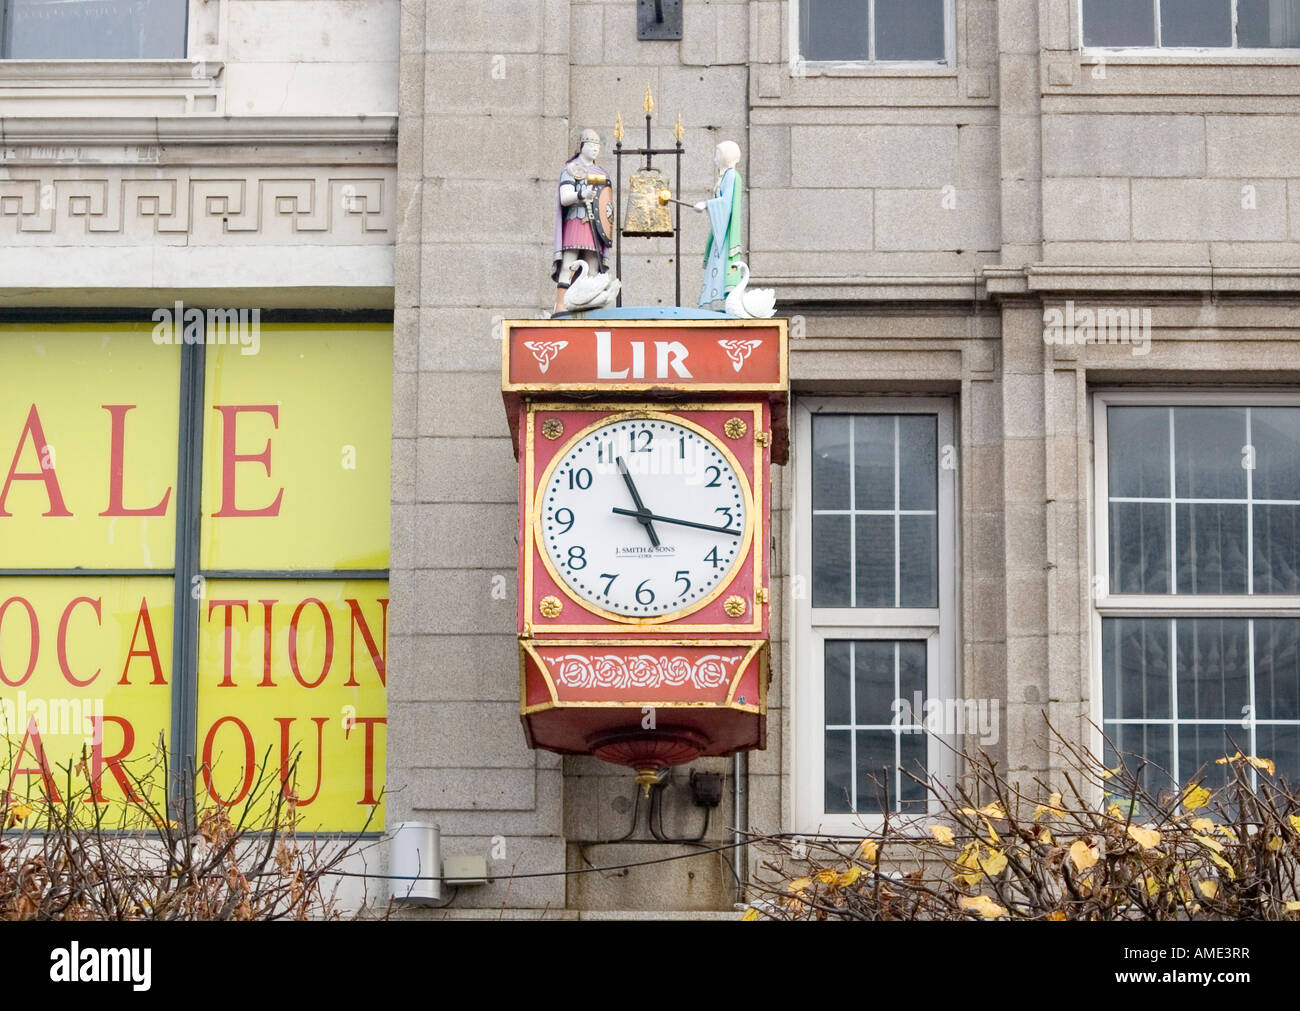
538,416,750,619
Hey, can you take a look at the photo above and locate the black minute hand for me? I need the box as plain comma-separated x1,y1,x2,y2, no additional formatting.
611,507,742,537
616,457,660,547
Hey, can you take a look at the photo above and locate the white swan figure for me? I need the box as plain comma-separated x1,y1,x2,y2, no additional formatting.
724,262,776,319
563,260,622,312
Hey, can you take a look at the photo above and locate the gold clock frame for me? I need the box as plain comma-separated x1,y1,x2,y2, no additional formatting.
524,402,765,633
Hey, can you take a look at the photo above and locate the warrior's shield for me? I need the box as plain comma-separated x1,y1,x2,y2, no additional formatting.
593,183,615,247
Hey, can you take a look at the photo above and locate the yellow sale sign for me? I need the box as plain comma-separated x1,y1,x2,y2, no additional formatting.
197,580,388,833
0,577,173,823
0,324,179,570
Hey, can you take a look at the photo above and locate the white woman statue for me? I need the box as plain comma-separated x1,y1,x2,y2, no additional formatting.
552,128,614,314
693,140,743,310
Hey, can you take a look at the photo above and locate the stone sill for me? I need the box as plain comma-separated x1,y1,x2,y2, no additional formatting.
791,61,955,78
989,265,1300,295
1079,48,1300,66
0,115,398,146
0,59,222,88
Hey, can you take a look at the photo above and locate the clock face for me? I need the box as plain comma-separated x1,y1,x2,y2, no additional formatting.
538,415,751,619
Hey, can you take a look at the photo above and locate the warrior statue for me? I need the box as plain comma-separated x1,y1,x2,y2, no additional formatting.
552,128,614,314
693,141,743,310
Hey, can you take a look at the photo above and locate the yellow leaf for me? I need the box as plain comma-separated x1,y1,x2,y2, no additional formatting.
1047,910,1067,921
838,866,863,887
1190,817,1214,833
1289,814,1300,836
1101,765,1120,780
1144,874,1160,897
1038,827,1054,845
1033,792,1066,820
859,839,879,861
980,849,1009,877
1193,833,1224,853
1267,836,1283,852
1216,751,1276,775
1069,840,1099,871
1197,880,1218,899
816,868,839,886
1286,901,1300,913
959,894,1007,919
741,907,760,921
1127,825,1162,850
1106,804,1123,820
956,840,979,866
1207,851,1237,881
930,824,955,846
788,877,811,893
11,801,32,822
978,801,1006,820
1182,784,1211,812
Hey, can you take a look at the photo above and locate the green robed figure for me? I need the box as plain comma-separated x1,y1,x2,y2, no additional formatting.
695,141,743,310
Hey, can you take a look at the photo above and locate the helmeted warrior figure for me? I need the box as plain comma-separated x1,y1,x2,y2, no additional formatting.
552,128,612,314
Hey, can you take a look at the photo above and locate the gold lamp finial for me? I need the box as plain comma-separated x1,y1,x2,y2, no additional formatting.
674,112,684,142
614,111,624,143
643,84,654,115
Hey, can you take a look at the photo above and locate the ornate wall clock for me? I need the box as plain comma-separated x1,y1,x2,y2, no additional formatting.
502,317,787,788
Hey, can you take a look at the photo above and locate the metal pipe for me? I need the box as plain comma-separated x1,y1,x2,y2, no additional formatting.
731,752,747,905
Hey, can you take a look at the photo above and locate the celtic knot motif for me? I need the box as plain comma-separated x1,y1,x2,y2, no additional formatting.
523,340,568,374
717,339,763,373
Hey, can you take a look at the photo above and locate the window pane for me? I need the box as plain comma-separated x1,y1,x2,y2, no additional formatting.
1255,618,1300,720
874,0,946,60
899,514,938,606
1178,724,1240,790
898,414,938,510
1109,501,1171,593
1176,618,1249,719
899,640,926,700
1175,502,1248,594
1238,0,1300,46
1104,723,1175,796
855,514,894,607
812,414,851,511
197,578,388,832
1174,407,1246,500
1108,407,1170,499
824,640,852,725
855,730,897,813
812,513,851,606
854,640,896,725
800,0,869,60
1083,0,1157,45
1103,617,1171,720
1254,724,1300,783
201,325,392,571
898,731,928,808
0,576,173,827
0,323,179,569
1253,505,1300,593
4,0,188,58
853,415,894,511
825,729,853,812
1160,0,1233,45
1251,407,1300,500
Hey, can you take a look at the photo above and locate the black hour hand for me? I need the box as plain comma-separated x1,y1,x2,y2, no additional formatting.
616,456,660,547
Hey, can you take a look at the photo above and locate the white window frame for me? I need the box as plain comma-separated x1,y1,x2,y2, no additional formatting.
1078,0,1300,56
789,0,956,72
1091,389,1300,787
793,396,959,835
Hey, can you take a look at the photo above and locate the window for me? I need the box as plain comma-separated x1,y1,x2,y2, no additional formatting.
794,398,958,831
1,0,188,58
797,0,951,63
0,317,391,832
1082,0,1300,49
1094,394,1300,798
